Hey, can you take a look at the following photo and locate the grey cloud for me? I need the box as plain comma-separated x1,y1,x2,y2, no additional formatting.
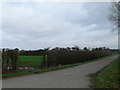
2,2,118,49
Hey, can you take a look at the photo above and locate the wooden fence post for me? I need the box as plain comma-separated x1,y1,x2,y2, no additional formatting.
45,54,48,67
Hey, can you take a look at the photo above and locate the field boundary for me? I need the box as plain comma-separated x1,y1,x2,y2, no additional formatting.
2,55,116,79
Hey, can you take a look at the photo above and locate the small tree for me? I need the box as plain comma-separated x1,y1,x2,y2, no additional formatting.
108,1,120,30
83,47,88,51
2,48,19,72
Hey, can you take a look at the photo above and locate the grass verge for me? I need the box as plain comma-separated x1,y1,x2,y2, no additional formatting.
90,55,119,88
2,55,115,79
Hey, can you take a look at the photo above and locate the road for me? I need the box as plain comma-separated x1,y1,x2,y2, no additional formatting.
2,55,118,88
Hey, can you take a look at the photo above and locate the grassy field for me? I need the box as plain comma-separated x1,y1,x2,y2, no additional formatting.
91,56,119,88
18,56,44,67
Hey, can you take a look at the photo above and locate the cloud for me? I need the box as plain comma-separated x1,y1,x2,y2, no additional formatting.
2,2,118,49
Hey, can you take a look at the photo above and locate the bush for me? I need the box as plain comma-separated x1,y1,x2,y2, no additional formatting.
47,49,112,67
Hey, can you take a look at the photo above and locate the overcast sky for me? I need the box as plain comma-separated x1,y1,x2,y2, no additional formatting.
2,2,118,50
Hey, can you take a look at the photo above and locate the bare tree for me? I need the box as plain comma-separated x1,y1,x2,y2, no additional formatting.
108,1,120,30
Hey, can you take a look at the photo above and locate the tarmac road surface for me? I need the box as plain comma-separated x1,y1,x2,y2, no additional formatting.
2,55,118,88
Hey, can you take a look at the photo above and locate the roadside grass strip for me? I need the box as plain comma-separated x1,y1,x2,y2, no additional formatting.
91,56,119,88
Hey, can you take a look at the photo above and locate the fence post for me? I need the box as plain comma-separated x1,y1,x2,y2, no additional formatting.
45,54,48,67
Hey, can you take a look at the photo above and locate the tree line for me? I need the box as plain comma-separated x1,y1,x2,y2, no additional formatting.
2,47,116,72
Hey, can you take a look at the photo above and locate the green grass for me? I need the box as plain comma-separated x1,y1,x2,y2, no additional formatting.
91,56,119,88
1,71,34,78
1,55,114,78
18,56,44,67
